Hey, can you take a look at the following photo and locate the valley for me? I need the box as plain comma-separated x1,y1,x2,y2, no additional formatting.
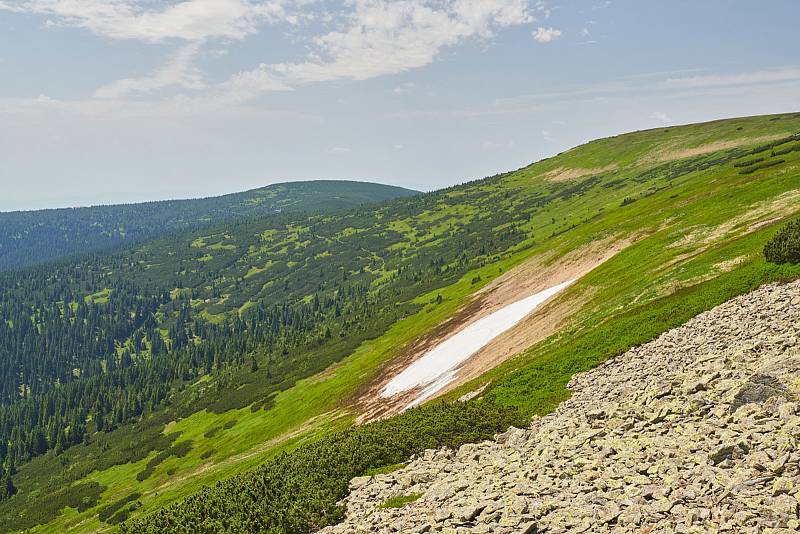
0,113,799,533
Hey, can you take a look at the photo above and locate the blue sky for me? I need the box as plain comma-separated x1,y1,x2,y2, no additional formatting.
1,0,798,211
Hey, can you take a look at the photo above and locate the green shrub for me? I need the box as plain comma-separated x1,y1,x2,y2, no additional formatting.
108,501,141,525
764,219,800,264
203,426,221,439
733,157,764,168
223,419,237,430
121,401,523,533
738,158,785,174
135,440,193,482
0,481,106,532
97,493,141,523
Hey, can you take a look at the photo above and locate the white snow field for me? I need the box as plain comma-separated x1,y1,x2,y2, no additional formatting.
381,279,574,409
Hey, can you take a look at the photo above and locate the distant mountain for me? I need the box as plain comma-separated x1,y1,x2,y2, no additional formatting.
0,180,419,271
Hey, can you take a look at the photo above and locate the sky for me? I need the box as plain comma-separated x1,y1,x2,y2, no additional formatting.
1,1,799,212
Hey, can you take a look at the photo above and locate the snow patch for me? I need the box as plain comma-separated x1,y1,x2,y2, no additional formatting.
381,280,575,409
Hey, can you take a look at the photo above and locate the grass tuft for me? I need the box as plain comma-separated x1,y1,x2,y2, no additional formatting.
380,493,422,509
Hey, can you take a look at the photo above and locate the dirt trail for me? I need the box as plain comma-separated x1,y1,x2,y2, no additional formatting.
355,236,635,423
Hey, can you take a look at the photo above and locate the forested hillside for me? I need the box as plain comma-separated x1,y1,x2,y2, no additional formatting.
0,176,528,469
1,113,799,533
0,180,417,271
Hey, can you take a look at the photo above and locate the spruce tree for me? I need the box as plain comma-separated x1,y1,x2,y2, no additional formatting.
0,469,16,501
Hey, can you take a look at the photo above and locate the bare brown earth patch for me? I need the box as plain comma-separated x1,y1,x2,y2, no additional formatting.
657,254,754,298
714,254,750,272
355,236,635,423
636,191,800,305
307,361,344,384
747,216,785,233
643,134,785,163
666,190,800,259
542,165,617,183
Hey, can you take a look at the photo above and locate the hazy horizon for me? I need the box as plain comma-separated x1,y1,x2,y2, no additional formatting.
4,109,799,213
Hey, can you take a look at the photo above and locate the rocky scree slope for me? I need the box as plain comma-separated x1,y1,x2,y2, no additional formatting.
323,280,800,533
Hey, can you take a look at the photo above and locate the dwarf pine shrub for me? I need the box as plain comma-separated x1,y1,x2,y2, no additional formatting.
764,219,800,264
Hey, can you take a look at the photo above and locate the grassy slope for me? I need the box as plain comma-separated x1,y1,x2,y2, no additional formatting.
12,112,800,532
0,180,418,272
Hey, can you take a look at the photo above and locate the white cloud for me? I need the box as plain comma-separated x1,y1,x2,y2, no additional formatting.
533,26,561,43
219,64,293,102
221,0,534,101
94,42,207,99
0,93,313,123
327,146,352,154
664,67,800,89
493,66,800,108
0,0,299,103
622,68,705,80
533,0,551,19
2,0,539,105
0,0,288,42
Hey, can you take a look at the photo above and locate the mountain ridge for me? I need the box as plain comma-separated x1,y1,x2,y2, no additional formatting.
1,179,417,214
0,179,419,272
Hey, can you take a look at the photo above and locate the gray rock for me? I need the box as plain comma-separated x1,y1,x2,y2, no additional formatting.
320,280,800,534
730,374,791,412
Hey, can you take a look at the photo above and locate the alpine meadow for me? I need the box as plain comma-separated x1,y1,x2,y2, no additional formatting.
0,113,799,532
